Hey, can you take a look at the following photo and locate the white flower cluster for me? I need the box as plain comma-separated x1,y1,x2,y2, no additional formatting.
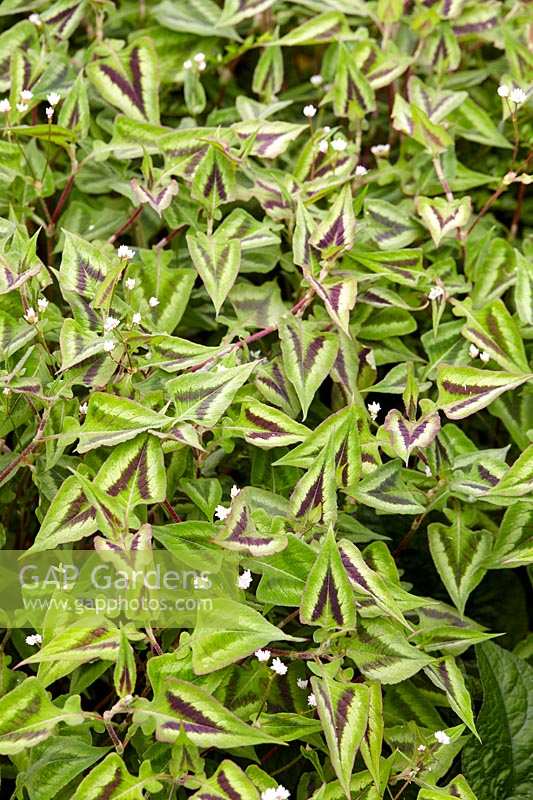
303,104,317,119
428,285,444,301
468,343,490,362
367,401,380,421
497,84,527,105
434,730,451,745
261,786,290,800
215,484,240,522
184,52,207,72
117,244,135,260
371,144,390,157
25,633,42,646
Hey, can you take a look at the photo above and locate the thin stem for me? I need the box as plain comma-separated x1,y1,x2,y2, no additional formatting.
162,498,182,523
145,625,163,656
0,411,48,486
50,170,77,226
432,154,453,202
509,180,526,240
108,206,142,244
154,225,186,250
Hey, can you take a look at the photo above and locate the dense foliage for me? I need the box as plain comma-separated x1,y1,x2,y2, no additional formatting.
0,0,531,798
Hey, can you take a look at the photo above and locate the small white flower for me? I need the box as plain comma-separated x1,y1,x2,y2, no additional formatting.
37,297,48,312
183,59,193,70
193,575,210,590
303,104,317,119
323,126,331,133
104,315,119,332
434,730,451,745
275,789,290,800
197,61,207,71
132,312,142,325
480,351,490,363
21,90,33,101
424,465,432,477
307,692,317,707
367,401,381,421
331,138,347,152
103,338,115,353
417,744,427,752
503,170,517,186
194,52,206,63
371,144,390,157
428,285,444,301
29,13,42,25
117,244,135,260
310,74,323,86
3,387,11,396
230,484,240,499
79,402,88,416
255,648,271,662
355,165,368,176
318,139,328,153
0,99,11,113
510,87,526,105
297,678,309,689
24,307,38,324
469,343,480,359
25,633,42,646
125,277,136,290
45,106,54,120
497,84,509,98
271,657,287,676
148,296,159,308
16,102,28,113
47,92,61,106
237,569,252,590
215,504,230,521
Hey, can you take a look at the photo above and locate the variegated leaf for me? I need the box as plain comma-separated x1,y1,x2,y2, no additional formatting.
87,38,160,123
0,310,36,359
291,435,338,524
339,540,408,627
59,231,112,302
191,598,299,674
418,775,478,800
279,316,338,419
114,626,137,698
455,298,529,374
255,359,300,416
383,409,441,463
365,199,419,250
311,675,369,797
190,759,260,800
220,0,276,26
300,529,356,628
59,318,108,371
77,392,173,453
96,434,166,515
252,42,283,99
346,247,424,287
353,460,425,515
28,476,97,554
407,76,467,123
187,230,241,314
279,11,349,45
347,618,433,683
436,365,532,420
415,195,471,246
72,754,161,800
424,657,479,738
428,512,491,615
18,621,120,667
232,400,310,448
130,178,178,216
359,681,383,790
488,503,533,569
193,146,236,212
136,335,220,373
308,275,357,335
489,445,533,499
233,120,307,158
332,46,376,118
229,280,287,328
0,677,84,755
310,185,356,257
133,676,279,747
169,363,256,428
215,486,288,556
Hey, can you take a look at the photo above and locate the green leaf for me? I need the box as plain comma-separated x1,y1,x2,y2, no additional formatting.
0,677,84,754
454,298,529,373
190,598,300,674
359,681,383,790
279,12,349,45
428,511,491,615
436,365,532,420
96,434,166,514
190,759,260,799
451,98,512,148
114,626,137,697
300,529,356,629
28,476,97,554
233,400,310,448
311,674,369,797
279,316,338,419
383,410,441,464
310,185,356,258
353,461,425,515
415,196,471,246
462,643,533,799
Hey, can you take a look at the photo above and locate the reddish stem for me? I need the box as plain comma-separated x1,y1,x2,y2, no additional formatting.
154,225,186,250
50,172,76,226
162,498,182,523
108,206,142,244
